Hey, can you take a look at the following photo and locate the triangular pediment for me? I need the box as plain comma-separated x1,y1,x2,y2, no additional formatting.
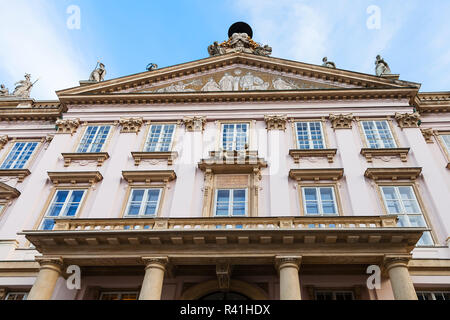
57,53,420,98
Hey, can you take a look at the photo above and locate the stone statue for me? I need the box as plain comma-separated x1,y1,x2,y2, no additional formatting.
201,78,221,92
375,55,391,76
219,72,235,91
207,33,272,57
146,63,158,71
272,77,299,90
12,74,37,98
89,62,106,82
322,57,336,69
0,84,9,96
239,72,269,90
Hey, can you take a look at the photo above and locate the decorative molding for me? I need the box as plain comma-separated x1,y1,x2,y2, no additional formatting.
0,182,20,200
198,150,267,175
383,254,412,271
122,170,176,184
119,117,144,133
55,119,81,135
360,148,410,163
264,115,287,131
275,256,302,271
47,171,103,185
142,256,169,270
420,128,435,143
0,169,31,183
0,135,9,150
183,116,206,132
395,112,420,129
364,167,422,181
289,168,344,181
415,92,450,113
61,152,110,167
289,149,337,164
216,263,232,290
131,151,178,166
329,114,354,129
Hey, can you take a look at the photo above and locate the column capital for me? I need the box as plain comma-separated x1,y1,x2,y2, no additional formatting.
119,117,144,133
329,113,354,129
275,256,302,271
264,115,287,131
395,112,420,129
35,256,64,270
55,118,80,135
183,116,206,132
142,256,169,271
383,254,412,271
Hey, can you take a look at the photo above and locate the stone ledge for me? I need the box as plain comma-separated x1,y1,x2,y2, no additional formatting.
360,148,410,163
0,169,31,183
61,152,110,167
131,151,178,166
289,149,337,164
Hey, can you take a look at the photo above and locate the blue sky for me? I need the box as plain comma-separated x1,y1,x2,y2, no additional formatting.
1,0,450,99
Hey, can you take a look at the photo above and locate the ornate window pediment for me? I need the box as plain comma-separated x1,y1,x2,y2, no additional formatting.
364,167,422,181
0,182,20,200
289,168,344,181
47,171,103,185
122,170,176,184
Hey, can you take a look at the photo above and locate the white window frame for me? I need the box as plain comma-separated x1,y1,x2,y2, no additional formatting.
315,291,354,300
295,121,325,150
213,188,248,217
416,291,450,300
0,141,39,169
440,134,450,154
301,186,339,216
39,189,87,230
77,125,111,153
361,120,397,149
4,292,28,300
380,185,433,246
99,291,139,300
144,124,176,152
221,123,249,151
124,188,163,217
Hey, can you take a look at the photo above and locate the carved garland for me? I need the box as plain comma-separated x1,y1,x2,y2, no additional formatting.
119,117,144,133
420,128,435,143
395,112,420,129
55,119,81,135
183,116,206,132
264,115,287,131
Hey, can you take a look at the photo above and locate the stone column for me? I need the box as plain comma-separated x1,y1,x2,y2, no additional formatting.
276,256,302,300
384,255,417,300
27,257,63,300
139,257,169,300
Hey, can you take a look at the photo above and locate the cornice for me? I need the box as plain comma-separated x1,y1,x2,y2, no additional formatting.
57,87,419,106
415,92,450,113
0,169,31,183
47,171,103,185
0,182,21,200
364,167,422,181
289,168,344,181
122,170,177,183
198,150,268,174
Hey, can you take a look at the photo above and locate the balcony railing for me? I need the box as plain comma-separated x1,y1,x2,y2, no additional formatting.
52,215,399,232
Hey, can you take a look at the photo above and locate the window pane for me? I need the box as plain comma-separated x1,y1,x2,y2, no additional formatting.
215,190,230,216
322,202,337,215
303,188,317,201
47,191,69,217
232,189,246,216
41,219,56,231
319,188,333,201
143,189,161,216
442,135,450,152
64,190,84,217
305,202,319,215
127,190,145,216
1,142,38,169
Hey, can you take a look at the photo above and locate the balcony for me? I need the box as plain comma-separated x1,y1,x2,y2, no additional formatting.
22,215,425,267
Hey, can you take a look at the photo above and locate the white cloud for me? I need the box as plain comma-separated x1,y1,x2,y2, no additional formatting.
0,0,87,100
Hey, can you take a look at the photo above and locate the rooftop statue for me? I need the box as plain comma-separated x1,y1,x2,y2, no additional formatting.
89,62,106,82
322,57,336,69
0,84,9,96
146,63,158,71
375,55,391,76
12,73,37,98
207,22,272,57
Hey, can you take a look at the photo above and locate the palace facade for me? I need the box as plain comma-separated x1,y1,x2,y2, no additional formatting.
0,23,450,300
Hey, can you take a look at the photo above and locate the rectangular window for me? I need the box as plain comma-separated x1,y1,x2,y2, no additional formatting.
99,291,138,300
39,189,86,230
380,186,433,246
441,134,450,154
125,188,162,217
417,291,450,300
0,141,38,169
144,124,175,152
4,292,28,300
315,291,354,300
77,125,111,153
295,122,325,149
302,187,338,215
214,189,247,217
361,120,397,149
222,123,249,151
